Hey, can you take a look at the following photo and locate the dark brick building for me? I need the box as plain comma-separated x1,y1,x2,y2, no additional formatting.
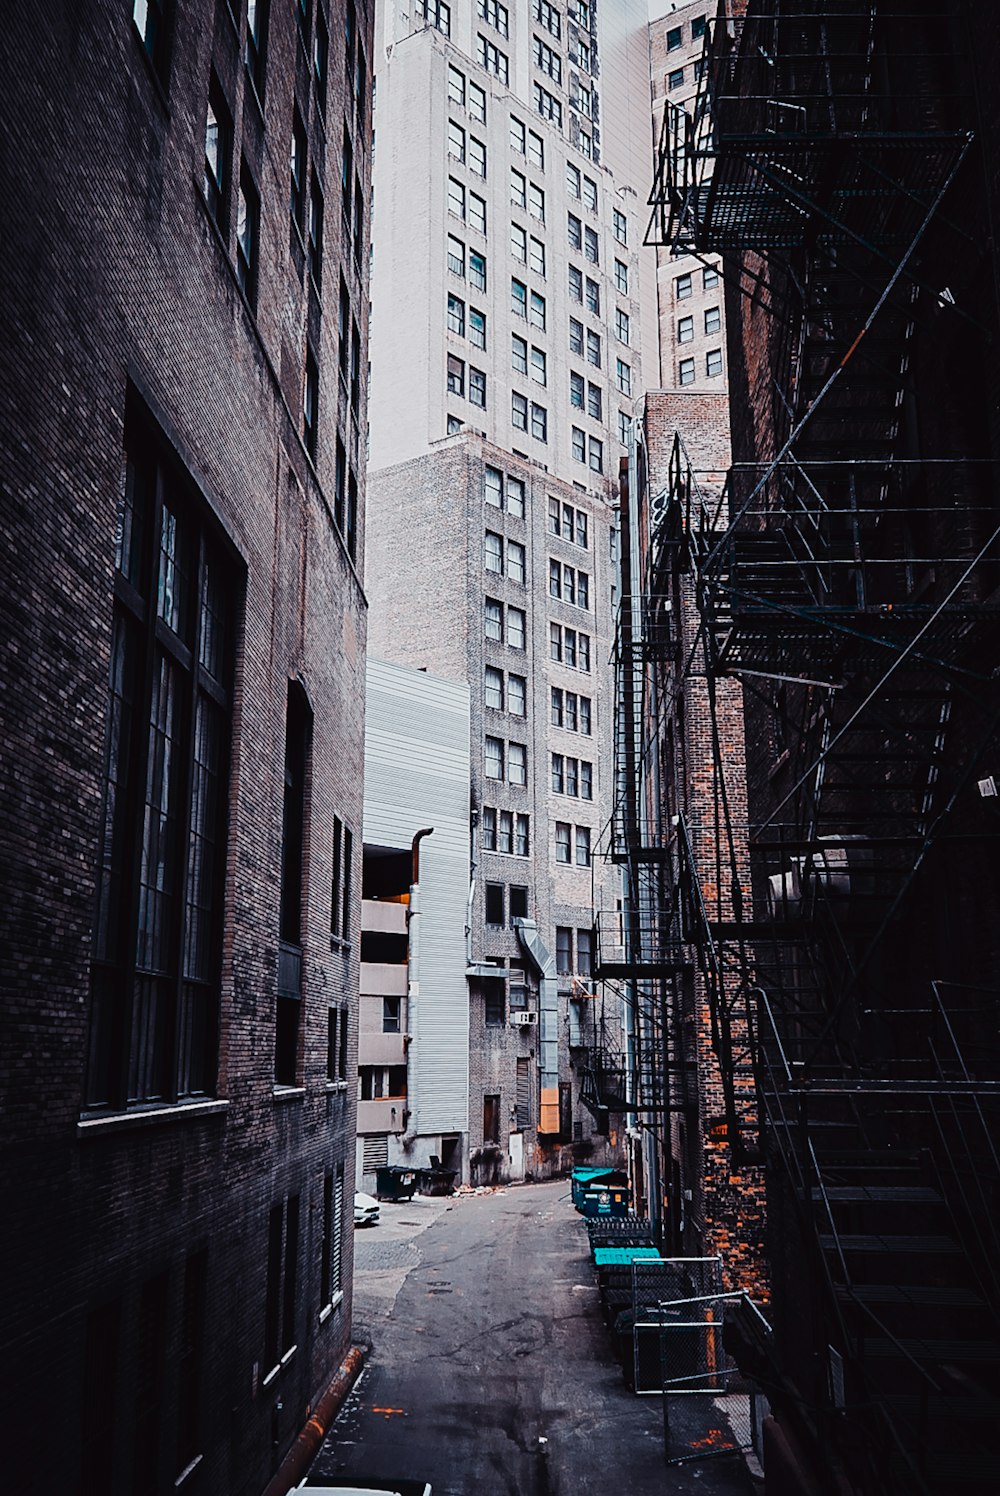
647,1,1000,1490
0,1,371,1492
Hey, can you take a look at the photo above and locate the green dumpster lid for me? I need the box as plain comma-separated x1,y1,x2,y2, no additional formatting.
593,1246,662,1266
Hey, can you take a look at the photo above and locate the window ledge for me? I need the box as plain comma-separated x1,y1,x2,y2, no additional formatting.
318,1290,345,1324
325,1081,349,1093
77,1099,229,1138
175,1454,204,1489
273,1086,306,1103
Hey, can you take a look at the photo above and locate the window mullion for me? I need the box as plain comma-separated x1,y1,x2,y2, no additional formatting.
168,530,206,1103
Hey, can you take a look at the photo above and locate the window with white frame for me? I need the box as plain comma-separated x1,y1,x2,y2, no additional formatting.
705,305,721,334
676,271,693,299
447,354,464,396
706,349,723,377
485,597,503,641
678,314,694,344
679,356,695,386
485,735,505,779
703,264,719,289
485,466,503,507
448,177,465,219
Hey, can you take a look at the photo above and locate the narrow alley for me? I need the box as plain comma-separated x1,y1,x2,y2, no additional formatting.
309,1180,757,1496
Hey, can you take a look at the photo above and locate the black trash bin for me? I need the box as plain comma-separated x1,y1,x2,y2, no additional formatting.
416,1155,457,1195
375,1165,417,1202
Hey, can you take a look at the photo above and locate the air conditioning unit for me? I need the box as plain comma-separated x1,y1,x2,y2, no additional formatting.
511,1010,538,1027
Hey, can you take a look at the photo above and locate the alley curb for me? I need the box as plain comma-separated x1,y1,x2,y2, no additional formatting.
259,1344,368,1496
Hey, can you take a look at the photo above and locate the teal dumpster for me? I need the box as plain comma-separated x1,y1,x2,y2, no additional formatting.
571,1167,629,1212
580,1182,631,1218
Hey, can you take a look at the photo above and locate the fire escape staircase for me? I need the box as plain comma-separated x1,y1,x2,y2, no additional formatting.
647,4,1000,1488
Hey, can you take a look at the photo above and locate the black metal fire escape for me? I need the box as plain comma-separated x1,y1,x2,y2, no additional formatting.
644,3,1000,1492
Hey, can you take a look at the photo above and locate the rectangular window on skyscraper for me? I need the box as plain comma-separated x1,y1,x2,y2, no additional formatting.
534,0,560,38
533,37,561,82
478,35,508,84
478,0,509,37
534,84,562,125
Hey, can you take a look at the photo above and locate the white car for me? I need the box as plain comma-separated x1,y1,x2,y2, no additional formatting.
353,1191,381,1227
301,1481,431,1495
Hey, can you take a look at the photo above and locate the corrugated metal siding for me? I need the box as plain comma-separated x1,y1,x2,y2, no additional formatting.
363,659,471,1135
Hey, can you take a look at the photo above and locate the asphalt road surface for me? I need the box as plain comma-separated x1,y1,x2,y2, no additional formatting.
309,1179,756,1496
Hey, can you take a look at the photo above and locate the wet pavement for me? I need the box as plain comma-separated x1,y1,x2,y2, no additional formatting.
308,1179,758,1496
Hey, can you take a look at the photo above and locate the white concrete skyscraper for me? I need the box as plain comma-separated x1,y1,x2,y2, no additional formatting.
359,0,656,1187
